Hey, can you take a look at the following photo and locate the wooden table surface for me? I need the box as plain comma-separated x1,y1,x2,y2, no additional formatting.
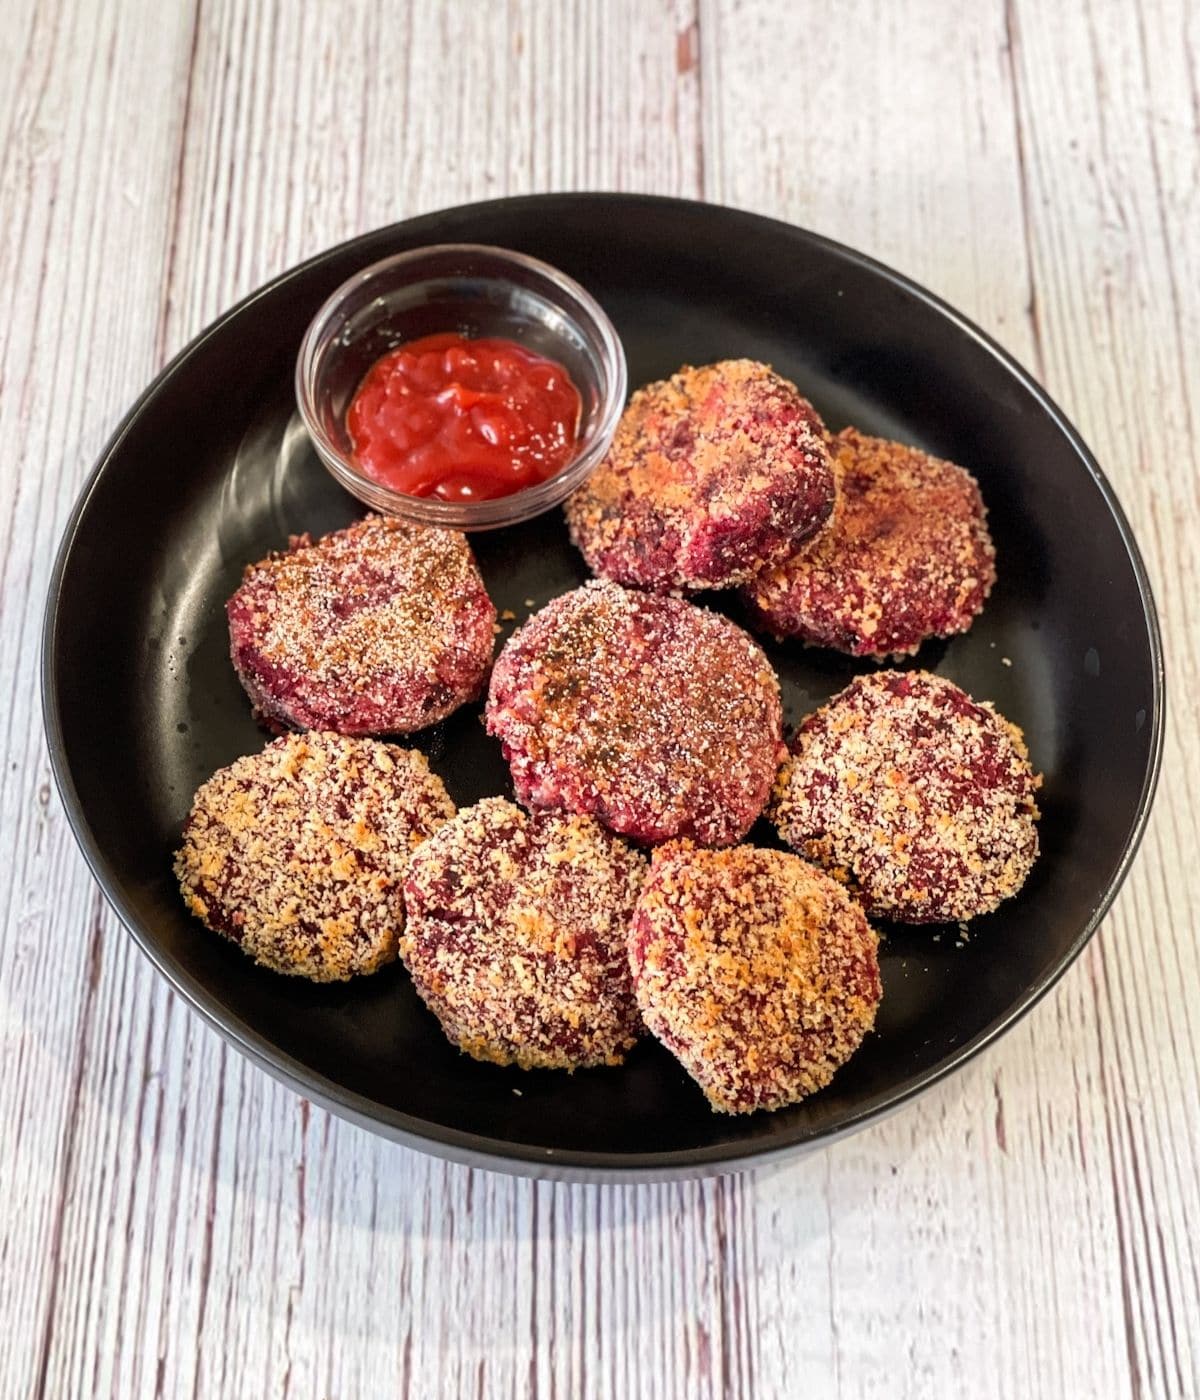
3,2,1197,1395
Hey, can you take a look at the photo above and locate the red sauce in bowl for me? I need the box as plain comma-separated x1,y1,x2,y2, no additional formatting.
346,332,583,502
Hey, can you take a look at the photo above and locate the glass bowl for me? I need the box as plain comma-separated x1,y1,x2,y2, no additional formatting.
295,243,628,530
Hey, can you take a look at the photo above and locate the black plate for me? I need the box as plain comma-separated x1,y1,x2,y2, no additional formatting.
43,195,1164,1181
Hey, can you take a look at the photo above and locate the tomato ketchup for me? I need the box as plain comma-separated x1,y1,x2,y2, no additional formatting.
346,332,583,502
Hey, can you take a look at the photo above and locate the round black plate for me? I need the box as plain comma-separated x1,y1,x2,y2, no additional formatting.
43,195,1164,1181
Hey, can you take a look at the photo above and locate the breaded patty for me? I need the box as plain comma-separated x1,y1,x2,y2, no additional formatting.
742,428,995,658
485,581,785,846
628,842,881,1113
227,515,496,735
772,671,1040,923
175,731,455,981
402,799,646,1069
566,360,834,593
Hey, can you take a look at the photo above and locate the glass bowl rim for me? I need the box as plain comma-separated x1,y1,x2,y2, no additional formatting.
294,241,628,529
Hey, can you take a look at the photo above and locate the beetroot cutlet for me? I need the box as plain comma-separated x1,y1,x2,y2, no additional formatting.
628,843,881,1114
174,731,455,982
227,514,496,736
741,428,996,658
772,671,1040,923
565,359,835,593
485,580,785,846
401,799,646,1069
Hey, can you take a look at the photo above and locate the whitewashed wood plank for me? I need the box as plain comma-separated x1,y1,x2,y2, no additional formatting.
701,0,1041,354
3,1,1197,1398
1005,2,1200,1394
0,0,200,1395
698,7,1075,1399
158,0,705,362
20,4,751,1400
698,1,1200,1397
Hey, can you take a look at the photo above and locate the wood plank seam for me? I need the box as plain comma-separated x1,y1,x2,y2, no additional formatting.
30,892,107,1400
154,0,204,370
1002,0,1047,382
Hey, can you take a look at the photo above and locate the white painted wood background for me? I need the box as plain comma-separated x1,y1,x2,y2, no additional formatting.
1,0,1196,1395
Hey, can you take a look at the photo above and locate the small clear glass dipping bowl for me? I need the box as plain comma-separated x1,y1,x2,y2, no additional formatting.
295,244,628,530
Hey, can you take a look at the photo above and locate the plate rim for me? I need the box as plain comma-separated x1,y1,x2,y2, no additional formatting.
41,193,1167,1181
